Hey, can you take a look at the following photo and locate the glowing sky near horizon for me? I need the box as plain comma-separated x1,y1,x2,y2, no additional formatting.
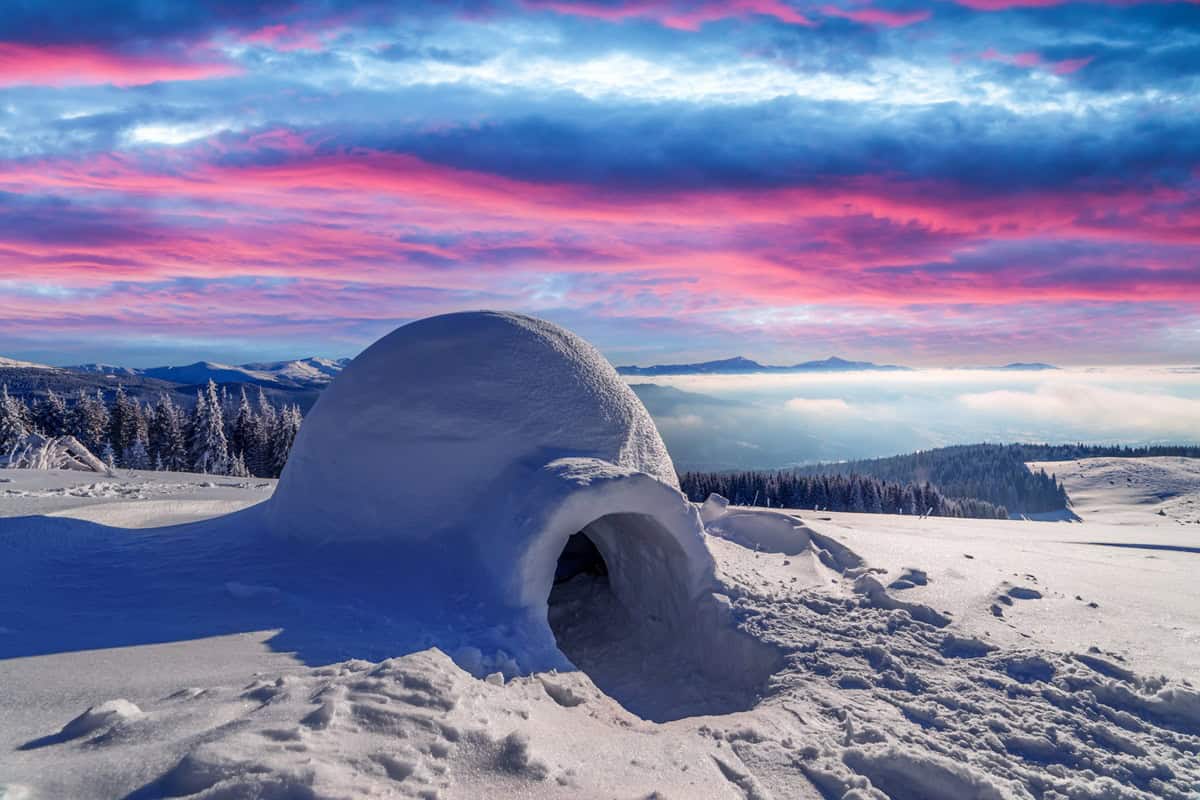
1,0,1197,366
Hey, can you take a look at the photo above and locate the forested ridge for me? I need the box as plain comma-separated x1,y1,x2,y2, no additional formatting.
794,444,1071,515
680,470,1010,519
1008,443,1200,460
680,443,1159,519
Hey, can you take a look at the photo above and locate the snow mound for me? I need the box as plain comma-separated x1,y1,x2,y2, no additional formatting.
60,699,142,740
270,310,677,542
264,312,769,701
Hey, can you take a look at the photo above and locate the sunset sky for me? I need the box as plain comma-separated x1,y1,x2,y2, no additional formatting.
1,0,1197,367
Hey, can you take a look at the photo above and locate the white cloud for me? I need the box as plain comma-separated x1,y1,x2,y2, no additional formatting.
630,367,1200,465
785,397,852,415
127,121,235,146
958,385,1200,437
657,413,705,428
346,45,1133,114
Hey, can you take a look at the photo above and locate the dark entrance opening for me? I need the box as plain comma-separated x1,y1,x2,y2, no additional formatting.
546,515,782,723
553,532,608,583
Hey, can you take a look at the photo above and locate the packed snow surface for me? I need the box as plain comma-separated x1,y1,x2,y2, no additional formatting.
2,458,1198,798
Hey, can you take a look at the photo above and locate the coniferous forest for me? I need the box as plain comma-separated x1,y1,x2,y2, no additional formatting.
679,470,1011,519
0,380,301,478
793,444,1077,514
677,443,1149,519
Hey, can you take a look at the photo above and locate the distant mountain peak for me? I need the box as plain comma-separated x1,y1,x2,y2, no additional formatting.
0,356,53,370
616,355,908,376
998,362,1059,371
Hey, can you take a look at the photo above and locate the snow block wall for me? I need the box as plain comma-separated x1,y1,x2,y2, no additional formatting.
266,311,718,673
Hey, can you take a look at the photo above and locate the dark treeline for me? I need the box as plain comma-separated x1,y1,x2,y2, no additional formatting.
679,470,1009,519
1009,443,1200,460
0,380,301,478
794,444,1069,514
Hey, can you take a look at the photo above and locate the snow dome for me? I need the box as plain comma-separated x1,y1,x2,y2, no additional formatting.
265,312,761,693
271,311,679,541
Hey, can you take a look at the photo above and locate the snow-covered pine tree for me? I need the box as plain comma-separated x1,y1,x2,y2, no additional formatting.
230,389,256,464
125,436,150,470
269,403,303,477
101,441,116,472
252,389,278,477
189,381,229,475
108,385,138,463
228,451,250,478
0,384,29,451
33,389,68,436
71,390,111,455
149,393,188,472
133,400,149,449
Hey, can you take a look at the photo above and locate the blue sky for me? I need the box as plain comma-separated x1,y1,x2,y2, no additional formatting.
1,0,1197,366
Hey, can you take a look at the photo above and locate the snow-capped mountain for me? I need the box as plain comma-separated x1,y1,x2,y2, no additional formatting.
239,357,349,383
63,357,352,389
616,355,910,376
996,362,1060,371
0,356,52,370
616,356,1063,376
68,363,143,377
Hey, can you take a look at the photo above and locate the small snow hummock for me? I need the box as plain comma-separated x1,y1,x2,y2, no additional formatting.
59,699,143,740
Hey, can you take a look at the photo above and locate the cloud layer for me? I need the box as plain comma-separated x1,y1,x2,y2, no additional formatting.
633,368,1200,469
0,0,1197,365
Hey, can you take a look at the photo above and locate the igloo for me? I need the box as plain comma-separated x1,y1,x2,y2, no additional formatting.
266,311,778,719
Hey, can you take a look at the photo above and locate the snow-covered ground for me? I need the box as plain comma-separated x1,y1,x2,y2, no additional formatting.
1,459,1198,799
0,469,273,524
798,457,1200,683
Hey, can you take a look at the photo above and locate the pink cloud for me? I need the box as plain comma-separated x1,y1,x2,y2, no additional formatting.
956,0,1197,9
522,0,813,29
980,48,1092,74
240,23,327,52
1052,56,1093,74
1,136,1197,320
0,42,241,87
2,139,1195,252
819,5,932,26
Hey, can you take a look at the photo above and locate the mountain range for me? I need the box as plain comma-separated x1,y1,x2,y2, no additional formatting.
68,357,351,388
0,357,352,410
1,353,1062,394
616,356,910,376
614,356,1059,376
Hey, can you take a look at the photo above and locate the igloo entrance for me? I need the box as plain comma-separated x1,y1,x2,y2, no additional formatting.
547,513,782,723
